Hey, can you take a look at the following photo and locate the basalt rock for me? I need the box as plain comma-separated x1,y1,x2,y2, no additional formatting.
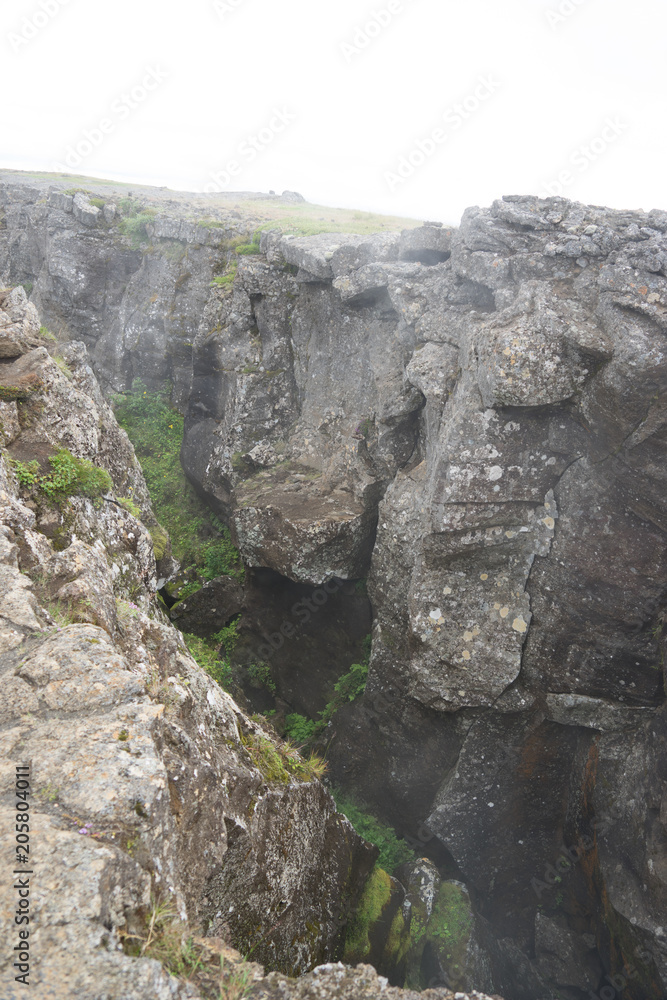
169,574,245,637
0,293,380,999
2,178,666,999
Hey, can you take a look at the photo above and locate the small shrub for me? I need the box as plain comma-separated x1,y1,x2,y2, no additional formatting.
211,618,239,656
116,496,142,518
241,732,326,784
246,661,276,694
284,713,317,744
118,197,140,216
41,449,112,500
201,529,243,580
12,450,111,500
10,459,40,486
234,231,262,255
119,212,155,244
319,661,368,725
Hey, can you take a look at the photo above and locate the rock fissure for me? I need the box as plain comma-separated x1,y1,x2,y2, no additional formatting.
1,178,666,999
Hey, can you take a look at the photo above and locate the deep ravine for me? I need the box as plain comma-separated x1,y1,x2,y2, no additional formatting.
1,173,666,1000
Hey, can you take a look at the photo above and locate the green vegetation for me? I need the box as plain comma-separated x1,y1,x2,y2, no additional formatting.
211,199,423,237
241,732,327,784
118,212,155,244
10,449,112,501
201,532,243,580
116,496,142,518
235,231,262,255
408,882,473,990
121,897,206,979
342,866,392,963
112,379,243,582
117,201,158,244
176,580,202,601
20,281,33,296
213,618,240,656
210,262,238,288
277,635,372,747
10,459,40,486
37,782,60,803
318,633,371,725
183,620,277,698
246,661,276,694
89,197,105,209
53,354,73,379
197,218,226,229
284,713,317,744
333,792,414,875
183,633,234,690
39,325,56,342
149,523,169,562
319,661,369,724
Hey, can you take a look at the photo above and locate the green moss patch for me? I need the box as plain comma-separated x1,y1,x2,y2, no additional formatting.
343,866,392,963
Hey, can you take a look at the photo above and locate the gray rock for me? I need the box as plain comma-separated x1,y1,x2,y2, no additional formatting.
534,913,602,991
281,190,305,203
545,692,652,730
399,224,453,264
0,289,379,1000
2,178,667,1000
72,191,101,227
47,189,73,213
0,285,42,357
244,441,278,468
170,574,244,636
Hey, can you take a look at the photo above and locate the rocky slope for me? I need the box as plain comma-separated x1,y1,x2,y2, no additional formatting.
0,288,423,1000
1,176,666,1000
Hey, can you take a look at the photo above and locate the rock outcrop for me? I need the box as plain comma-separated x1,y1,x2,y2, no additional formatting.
2,176,666,999
0,291,382,999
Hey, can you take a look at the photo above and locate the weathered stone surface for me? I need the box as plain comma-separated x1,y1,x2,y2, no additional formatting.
399,224,454,264
72,191,101,227
2,179,666,999
170,574,244,636
233,462,378,584
0,285,43,357
534,913,602,992
398,861,494,994
0,290,381,1000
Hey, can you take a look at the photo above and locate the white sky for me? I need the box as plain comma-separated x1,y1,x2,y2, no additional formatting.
1,0,664,224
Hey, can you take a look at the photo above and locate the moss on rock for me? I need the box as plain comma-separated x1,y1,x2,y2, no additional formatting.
343,866,392,964
149,523,169,562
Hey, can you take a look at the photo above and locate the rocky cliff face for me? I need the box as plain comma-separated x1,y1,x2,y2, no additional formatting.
1,176,666,1000
0,288,385,999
